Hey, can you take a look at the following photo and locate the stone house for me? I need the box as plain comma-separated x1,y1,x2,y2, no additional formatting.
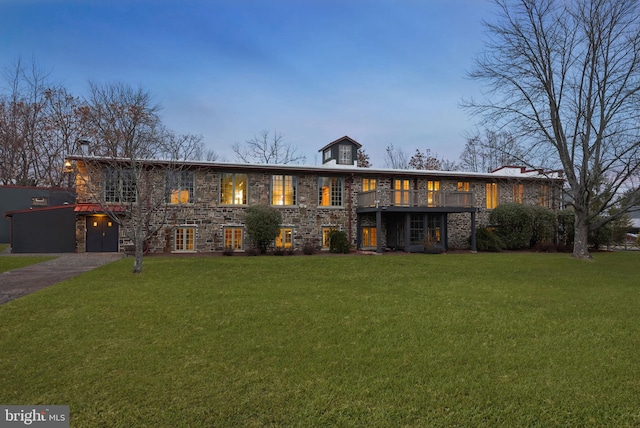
68,136,564,254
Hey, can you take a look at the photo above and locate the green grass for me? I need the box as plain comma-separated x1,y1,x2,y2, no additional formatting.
0,254,54,273
1,252,639,427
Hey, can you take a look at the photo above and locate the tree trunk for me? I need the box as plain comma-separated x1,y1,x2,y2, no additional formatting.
133,235,144,273
572,212,592,259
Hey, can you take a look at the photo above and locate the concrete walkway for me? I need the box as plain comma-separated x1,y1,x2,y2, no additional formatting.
0,252,123,305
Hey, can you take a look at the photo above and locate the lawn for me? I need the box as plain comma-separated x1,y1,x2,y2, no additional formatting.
0,253,54,273
1,252,639,427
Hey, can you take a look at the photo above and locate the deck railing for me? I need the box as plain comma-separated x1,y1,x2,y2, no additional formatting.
357,190,473,208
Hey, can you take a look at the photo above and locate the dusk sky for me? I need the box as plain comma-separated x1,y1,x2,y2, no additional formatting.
1,0,495,166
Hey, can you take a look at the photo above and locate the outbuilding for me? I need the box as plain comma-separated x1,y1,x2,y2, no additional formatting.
4,205,77,253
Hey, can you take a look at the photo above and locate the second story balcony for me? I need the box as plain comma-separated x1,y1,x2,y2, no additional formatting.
357,189,474,209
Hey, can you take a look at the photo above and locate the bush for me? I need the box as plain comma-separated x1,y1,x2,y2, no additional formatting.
530,205,557,246
489,203,534,250
475,227,505,252
302,242,316,255
244,205,282,254
328,229,350,254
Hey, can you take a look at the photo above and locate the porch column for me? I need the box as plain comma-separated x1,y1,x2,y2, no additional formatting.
376,209,383,253
470,210,477,252
356,214,362,249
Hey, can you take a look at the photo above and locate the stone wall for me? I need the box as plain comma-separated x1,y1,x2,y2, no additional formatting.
74,162,563,253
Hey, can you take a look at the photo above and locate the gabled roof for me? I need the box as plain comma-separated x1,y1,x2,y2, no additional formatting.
318,136,362,152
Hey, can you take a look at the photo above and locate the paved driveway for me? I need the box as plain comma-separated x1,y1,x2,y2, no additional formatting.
0,253,123,305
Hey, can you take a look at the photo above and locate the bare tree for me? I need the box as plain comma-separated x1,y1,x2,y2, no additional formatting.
384,144,409,169
408,148,442,170
232,130,305,164
357,149,372,167
465,0,640,259
459,130,529,173
78,82,189,273
81,81,163,159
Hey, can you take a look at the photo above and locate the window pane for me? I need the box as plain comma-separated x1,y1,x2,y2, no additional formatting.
272,175,283,205
221,173,247,205
319,177,342,206
486,183,498,209
221,174,234,205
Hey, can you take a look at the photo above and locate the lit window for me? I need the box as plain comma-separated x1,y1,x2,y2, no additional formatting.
457,182,470,192
427,181,440,207
513,184,524,204
427,216,441,244
318,177,343,207
175,227,195,252
322,227,334,248
362,178,377,192
486,183,498,209
539,184,550,208
224,227,243,250
339,145,352,164
220,173,247,205
104,169,136,203
166,170,194,204
394,178,411,206
275,227,293,248
361,227,377,248
271,175,297,206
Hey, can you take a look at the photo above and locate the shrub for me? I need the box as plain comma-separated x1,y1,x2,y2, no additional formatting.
530,205,557,246
328,229,350,254
475,227,505,252
244,205,282,254
302,243,315,255
222,247,234,256
489,203,534,250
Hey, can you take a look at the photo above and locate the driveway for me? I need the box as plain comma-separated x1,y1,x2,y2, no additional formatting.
0,252,123,305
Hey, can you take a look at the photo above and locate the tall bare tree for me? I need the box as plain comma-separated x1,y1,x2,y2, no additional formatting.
232,130,305,164
465,0,640,259
79,82,197,273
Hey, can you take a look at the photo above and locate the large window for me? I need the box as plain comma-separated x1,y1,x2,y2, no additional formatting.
457,182,470,192
318,177,343,207
513,184,524,204
410,215,424,245
104,169,136,203
271,175,297,206
220,173,247,205
224,227,243,250
394,178,411,206
174,227,195,252
275,227,293,249
486,183,498,209
166,170,194,204
362,178,377,192
361,226,377,248
339,144,352,164
539,184,551,208
427,180,440,207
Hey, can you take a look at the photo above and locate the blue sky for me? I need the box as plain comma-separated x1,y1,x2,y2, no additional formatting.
1,0,494,166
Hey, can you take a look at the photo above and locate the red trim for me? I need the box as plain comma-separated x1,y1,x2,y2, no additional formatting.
74,203,126,213
4,204,76,217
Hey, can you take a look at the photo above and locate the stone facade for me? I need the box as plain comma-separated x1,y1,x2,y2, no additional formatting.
71,158,563,254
